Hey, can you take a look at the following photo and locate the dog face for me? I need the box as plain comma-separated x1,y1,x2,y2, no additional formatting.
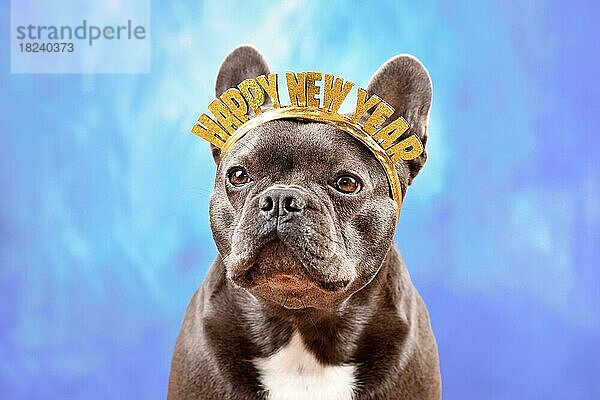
208,46,432,310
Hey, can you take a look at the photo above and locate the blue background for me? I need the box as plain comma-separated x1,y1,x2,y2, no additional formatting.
1,0,599,398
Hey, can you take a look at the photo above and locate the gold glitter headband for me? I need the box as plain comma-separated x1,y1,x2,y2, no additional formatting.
192,72,424,221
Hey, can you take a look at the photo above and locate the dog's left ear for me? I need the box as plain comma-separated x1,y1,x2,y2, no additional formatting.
210,45,271,163
366,55,432,185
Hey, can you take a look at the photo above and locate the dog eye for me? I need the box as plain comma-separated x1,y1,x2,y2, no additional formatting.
333,175,361,194
228,167,251,186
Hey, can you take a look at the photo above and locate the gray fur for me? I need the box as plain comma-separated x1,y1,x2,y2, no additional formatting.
168,46,440,399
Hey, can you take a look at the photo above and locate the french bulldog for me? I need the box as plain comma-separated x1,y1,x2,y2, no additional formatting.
168,45,441,400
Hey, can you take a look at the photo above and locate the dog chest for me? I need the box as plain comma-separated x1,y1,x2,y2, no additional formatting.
253,332,356,400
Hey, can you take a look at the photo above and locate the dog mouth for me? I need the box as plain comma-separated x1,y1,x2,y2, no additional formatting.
229,240,350,301
234,264,350,293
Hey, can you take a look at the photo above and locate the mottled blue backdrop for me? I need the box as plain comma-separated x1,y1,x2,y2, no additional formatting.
1,0,599,399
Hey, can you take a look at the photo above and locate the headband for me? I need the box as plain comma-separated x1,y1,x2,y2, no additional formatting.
192,72,424,221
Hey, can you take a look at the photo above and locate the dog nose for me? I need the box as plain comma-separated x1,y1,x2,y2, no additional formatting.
259,187,306,219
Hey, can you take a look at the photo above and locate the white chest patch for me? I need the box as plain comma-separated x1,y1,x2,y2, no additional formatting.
254,332,356,400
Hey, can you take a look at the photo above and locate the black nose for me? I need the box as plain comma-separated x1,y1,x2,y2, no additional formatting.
259,186,306,220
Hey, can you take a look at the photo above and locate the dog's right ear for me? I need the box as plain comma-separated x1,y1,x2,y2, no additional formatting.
366,55,432,186
209,45,271,164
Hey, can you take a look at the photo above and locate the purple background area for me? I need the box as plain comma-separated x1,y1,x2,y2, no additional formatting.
1,0,599,399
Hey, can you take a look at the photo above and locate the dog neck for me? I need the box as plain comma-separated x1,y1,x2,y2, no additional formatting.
196,244,419,398
215,244,414,364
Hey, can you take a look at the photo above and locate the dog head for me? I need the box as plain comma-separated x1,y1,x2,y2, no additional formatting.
207,46,432,310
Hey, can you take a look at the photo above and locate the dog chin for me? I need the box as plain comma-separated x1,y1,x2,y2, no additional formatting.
227,240,351,309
